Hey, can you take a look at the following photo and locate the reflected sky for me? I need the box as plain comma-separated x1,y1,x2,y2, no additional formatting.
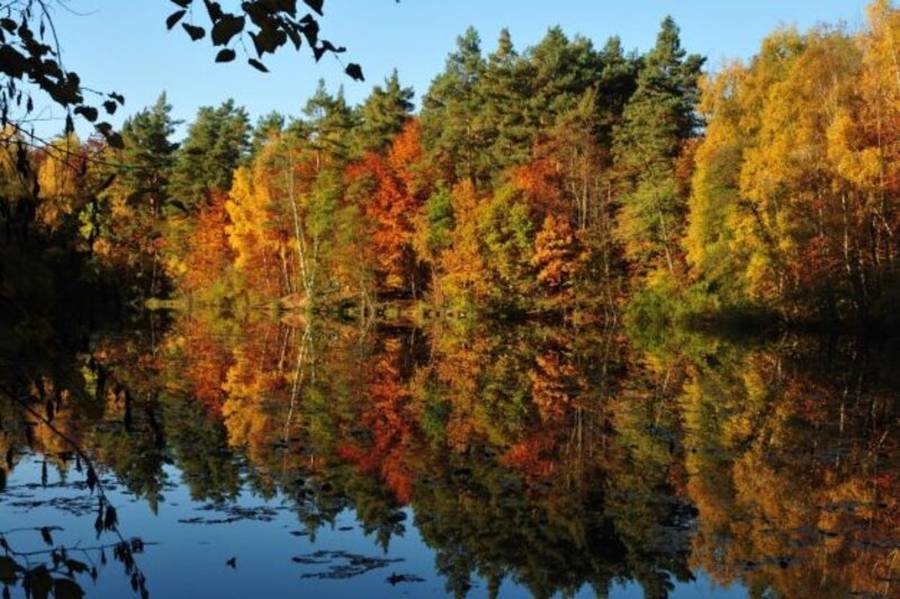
0,456,747,598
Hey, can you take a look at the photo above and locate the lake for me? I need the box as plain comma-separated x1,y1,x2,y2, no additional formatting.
0,310,896,598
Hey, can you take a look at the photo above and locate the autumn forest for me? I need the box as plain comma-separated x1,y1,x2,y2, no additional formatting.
3,1,896,327
0,1,897,598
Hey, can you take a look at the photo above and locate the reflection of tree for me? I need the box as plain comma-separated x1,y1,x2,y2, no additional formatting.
336,333,425,504
3,289,898,599
679,336,899,599
385,322,695,599
220,317,291,487
603,371,696,598
0,341,155,597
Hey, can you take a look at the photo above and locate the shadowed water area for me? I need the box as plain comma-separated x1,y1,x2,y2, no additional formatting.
0,301,896,599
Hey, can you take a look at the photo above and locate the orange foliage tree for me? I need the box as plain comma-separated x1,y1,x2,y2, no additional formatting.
180,191,235,294
345,120,428,294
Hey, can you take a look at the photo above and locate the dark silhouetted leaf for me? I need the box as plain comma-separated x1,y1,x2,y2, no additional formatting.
104,505,118,530
345,62,364,81
24,566,52,599
322,40,344,53
74,105,98,122
165,10,186,30
0,556,18,584
300,15,318,46
312,39,345,61
106,132,124,149
215,48,236,63
64,559,88,575
52,578,84,599
182,23,205,41
304,0,324,16
250,27,287,56
248,58,268,72
0,45,27,77
102,99,117,114
204,0,223,21
285,24,302,49
85,466,97,492
39,527,53,546
94,508,103,537
211,14,244,45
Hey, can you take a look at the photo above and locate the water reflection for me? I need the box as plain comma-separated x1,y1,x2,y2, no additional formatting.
0,307,896,598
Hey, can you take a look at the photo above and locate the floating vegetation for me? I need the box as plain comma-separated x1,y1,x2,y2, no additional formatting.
178,503,286,525
292,550,404,580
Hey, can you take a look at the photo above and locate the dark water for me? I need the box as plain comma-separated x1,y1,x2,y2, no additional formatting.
0,310,896,598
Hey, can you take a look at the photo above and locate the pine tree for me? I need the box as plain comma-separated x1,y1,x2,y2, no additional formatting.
103,92,180,293
595,36,640,146
301,80,357,163
170,99,251,212
116,92,180,218
476,29,535,173
355,69,415,154
421,27,488,184
526,27,603,130
613,16,704,277
249,111,285,159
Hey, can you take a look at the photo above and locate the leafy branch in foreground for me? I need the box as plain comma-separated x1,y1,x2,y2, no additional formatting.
0,383,151,597
1,0,372,155
165,0,366,81
0,527,154,599
0,0,125,147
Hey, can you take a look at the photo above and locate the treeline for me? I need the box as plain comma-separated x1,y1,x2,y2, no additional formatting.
2,0,897,326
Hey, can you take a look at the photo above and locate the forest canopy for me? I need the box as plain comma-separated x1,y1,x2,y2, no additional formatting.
0,0,897,329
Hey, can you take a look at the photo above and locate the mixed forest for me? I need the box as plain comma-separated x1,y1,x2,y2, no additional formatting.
2,1,897,330
0,2,897,598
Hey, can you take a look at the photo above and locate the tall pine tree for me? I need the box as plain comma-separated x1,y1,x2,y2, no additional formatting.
170,99,251,211
613,16,704,277
355,69,415,154
421,27,488,185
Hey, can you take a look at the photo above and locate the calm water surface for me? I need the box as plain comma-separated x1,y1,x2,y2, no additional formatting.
0,312,896,598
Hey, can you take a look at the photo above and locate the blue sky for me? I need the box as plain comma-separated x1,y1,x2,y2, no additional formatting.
46,0,869,139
